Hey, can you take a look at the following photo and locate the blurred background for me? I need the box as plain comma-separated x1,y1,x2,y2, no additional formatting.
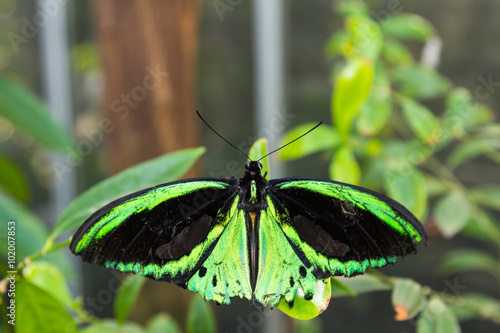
1,0,499,332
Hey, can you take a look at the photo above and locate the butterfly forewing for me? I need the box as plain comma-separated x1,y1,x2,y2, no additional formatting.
267,178,426,278
70,178,251,293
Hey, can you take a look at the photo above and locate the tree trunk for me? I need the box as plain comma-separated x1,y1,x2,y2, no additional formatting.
92,0,200,174
88,0,201,321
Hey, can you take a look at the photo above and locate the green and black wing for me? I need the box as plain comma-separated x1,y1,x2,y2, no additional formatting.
70,178,253,304
253,177,426,306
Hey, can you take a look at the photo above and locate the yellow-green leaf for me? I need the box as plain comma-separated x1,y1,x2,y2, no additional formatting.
22,261,74,309
435,192,471,238
417,297,460,333
382,40,414,66
333,58,374,142
392,278,426,321
330,147,361,186
146,314,181,333
17,280,78,333
278,123,339,161
0,75,73,150
394,65,450,100
0,154,29,202
439,249,497,276
381,14,435,41
277,278,331,320
356,86,392,136
344,16,382,60
401,98,441,145
186,295,215,333
114,275,146,324
384,168,428,220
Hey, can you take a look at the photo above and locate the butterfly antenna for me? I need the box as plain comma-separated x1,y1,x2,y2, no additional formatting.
257,121,323,162
196,110,251,160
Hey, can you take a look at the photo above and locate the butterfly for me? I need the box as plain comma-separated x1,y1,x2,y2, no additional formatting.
70,114,426,309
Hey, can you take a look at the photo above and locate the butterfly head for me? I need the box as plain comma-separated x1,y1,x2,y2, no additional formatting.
244,161,263,178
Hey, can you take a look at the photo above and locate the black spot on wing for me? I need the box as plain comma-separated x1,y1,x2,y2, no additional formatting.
293,215,351,257
155,215,213,260
299,266,307,278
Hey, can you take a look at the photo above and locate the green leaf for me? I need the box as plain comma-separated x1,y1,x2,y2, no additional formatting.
329,147,361,186
381,14,435,41
146,314,181,333
278,278,331,320
0,191,48,260
330,277,357,297
435,192,471,238
22,261,74,309
186,295,216,333
400,98,441,145
115,275,147,324
344,16,382,61
461,293,500,321
394,65,450,100
82,320,144,333
332,274,390,297
17,279,78,333
248,138,269,178
382,40,414,66
356,83,392,136
334,0,369,17
50,147,205,241
0,75,73,150
333,57,374,141
278,123,339,161
0,192,75,280
324,31,349,58
0,154,29,202
391,278,426,320
461,210,500,245
447,140,491,169
444,88,474,135
466,103,494,128
469,185,500,211
417,297,460,333
439,249,497,276
425,176,448,198
384,168,428,220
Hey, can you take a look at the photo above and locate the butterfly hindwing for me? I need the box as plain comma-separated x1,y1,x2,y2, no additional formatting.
70,178,252,301
187,205,253,304
266,178,426,279
254,206,318,307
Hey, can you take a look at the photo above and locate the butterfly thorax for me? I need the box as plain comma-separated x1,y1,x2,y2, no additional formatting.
238,161,268,212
